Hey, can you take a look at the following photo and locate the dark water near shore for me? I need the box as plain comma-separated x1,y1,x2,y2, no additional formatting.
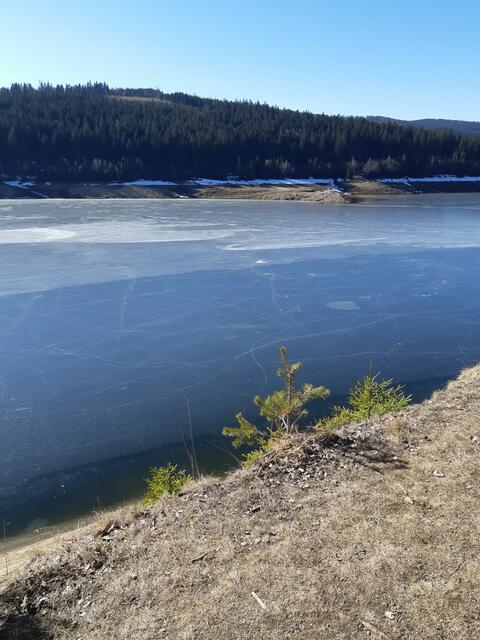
1,194,480,539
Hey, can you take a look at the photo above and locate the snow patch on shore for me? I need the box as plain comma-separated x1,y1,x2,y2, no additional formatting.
378,175,480,184
107,177,342,190
186,177,339,188
109,179,177,186
3,179,49,198
4,180,35,189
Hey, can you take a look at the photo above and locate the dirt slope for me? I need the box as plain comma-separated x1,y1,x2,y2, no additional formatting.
1,367,479,639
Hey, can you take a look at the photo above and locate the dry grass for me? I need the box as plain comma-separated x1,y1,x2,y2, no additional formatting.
187,184,352,203
1,366,480,639
343,178,412,198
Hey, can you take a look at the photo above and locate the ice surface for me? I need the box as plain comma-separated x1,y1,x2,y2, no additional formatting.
2,194,480,532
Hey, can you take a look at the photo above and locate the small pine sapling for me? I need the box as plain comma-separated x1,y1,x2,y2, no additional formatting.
223,347,330,464
143,464,192,504
329,372,411,426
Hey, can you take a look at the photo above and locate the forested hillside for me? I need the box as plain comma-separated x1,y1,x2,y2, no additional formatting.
1,83,480,182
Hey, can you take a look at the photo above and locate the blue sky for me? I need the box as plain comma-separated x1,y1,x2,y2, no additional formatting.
2,0,479,120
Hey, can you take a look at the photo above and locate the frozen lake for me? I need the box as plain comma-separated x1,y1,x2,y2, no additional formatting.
2,194,480,536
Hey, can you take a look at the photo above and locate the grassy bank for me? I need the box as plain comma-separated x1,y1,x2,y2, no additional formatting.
1,365,479,639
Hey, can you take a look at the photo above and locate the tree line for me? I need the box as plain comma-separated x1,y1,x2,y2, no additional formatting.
1,82,480,182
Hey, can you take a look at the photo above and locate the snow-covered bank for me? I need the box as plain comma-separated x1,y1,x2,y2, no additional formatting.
4,180,35,190
108,177,341,189
378,175,480,184
108,179,177,187
3,179,49,198
187,177,339,187
6,175,480,191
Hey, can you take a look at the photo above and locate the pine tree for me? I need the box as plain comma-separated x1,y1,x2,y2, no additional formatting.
223,347,330,462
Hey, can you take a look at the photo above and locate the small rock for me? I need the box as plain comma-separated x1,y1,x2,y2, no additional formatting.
433,470,445,478
384,611,395,620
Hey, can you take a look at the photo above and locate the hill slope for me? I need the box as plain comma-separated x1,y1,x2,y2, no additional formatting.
1,366,479,639
2,83,480,182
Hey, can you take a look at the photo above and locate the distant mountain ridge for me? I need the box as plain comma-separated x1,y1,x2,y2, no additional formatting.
367,115,480,136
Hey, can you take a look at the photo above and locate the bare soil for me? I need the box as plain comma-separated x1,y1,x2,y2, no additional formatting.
1,366,479,639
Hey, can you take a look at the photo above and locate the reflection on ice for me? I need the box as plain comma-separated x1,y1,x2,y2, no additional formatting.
0,221,237,245
0,227,78,243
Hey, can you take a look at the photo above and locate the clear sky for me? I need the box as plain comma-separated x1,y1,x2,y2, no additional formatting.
2,0,479,120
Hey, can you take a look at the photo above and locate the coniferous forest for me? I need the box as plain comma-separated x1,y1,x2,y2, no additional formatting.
1,83,480,182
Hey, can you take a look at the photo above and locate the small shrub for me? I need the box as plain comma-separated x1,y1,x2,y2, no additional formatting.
143,464,191,505
326,372,411,427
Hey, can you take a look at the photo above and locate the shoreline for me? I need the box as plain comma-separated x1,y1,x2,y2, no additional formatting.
2,364,479,638
3,178,480,203
0,363,474,569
